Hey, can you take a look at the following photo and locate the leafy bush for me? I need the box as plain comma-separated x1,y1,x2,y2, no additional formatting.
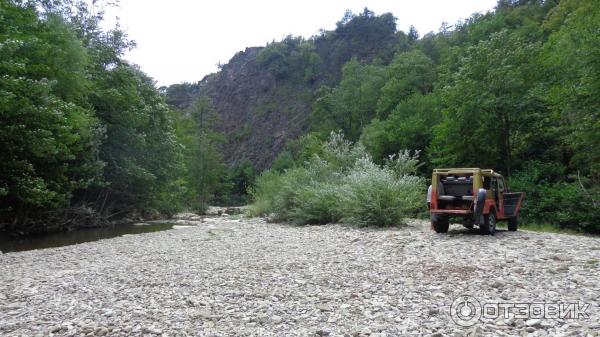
510,161,599,233
249,132,425,226
338,157,424,226
289,181,344,225
249,166,313,221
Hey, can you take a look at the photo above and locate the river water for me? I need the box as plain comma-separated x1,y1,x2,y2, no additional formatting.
0,222,176,253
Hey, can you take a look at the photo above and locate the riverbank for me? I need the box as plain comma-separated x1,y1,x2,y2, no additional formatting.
1,215,598,336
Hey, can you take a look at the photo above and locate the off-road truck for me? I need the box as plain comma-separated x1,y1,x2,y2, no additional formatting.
427,168,524,235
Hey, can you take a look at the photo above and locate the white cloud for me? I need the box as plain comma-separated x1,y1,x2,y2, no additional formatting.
103,0,497,86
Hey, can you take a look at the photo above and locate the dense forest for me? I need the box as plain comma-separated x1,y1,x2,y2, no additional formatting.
0,0,196,233
1,0,598,234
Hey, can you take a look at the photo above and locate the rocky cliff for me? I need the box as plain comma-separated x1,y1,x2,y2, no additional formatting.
166,10,404,170
198,47,315,170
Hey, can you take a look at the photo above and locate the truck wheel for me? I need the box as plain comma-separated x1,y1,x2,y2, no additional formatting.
480,211,497,235
432,215,449,233
508,217,518,231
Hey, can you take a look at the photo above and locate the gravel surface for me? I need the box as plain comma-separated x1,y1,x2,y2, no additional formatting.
1,215,599,337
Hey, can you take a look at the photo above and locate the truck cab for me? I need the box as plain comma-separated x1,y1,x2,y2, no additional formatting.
427,168,524,235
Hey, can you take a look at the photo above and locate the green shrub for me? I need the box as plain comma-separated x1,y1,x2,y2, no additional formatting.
248,167,311,219
289,182,344,225
339,157,424,226
510,161,599,233
249,132,425,226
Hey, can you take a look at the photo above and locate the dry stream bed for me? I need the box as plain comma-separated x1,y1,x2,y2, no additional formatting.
1,214,599,336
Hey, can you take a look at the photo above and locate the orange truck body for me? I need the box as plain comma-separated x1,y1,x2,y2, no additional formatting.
428,168,524,234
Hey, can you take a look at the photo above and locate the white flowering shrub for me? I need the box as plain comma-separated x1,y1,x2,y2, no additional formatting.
317,131,369,172
385,150,423,177
249,132,425,226
340,157,424,226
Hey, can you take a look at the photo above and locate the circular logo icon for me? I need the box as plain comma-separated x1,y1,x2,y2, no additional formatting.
450,295,481,327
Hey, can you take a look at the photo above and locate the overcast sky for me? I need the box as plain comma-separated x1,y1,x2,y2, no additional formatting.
102,0,498,86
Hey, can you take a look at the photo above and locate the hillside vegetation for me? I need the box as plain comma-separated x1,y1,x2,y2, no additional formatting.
1,0,598,234
179,0,598,232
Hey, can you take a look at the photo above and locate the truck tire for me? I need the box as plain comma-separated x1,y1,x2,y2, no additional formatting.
474,189,487,221
480,211,497,235
432,215,449,233
508,216,518,231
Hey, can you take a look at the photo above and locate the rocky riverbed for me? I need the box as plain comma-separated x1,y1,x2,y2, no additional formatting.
1,215,599,336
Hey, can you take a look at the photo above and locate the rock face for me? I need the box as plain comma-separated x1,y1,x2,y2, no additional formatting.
195,47,315,170
1,218,598,336
166,13,402,170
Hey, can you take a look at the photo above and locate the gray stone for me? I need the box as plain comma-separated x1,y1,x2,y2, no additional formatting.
49,325,62,333
316,303,332,312
95,327,109,336
491,280,505,288
0,217,598,336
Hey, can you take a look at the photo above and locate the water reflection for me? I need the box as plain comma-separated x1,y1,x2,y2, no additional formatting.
0,222,176,253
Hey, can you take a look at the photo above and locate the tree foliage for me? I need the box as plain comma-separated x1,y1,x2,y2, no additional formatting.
0,1,103,228
291,0,598,232
173,96,227,212
542,0,600,183
310,59,385,140
0,0,189,232
430,30,544,176
376,49,436,118
4,0,600,234
257,36,321,82
362,93,441,170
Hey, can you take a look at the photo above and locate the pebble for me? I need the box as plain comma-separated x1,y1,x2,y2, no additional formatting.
491,280,505,289
94,327,108,336
0,216,598,336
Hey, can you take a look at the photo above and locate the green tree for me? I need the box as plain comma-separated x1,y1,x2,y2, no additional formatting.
256,36,321,83
310,58,385,140
376,50,436,118
88,64,184,214
314,8,399,83
226,160,257,205
362,93,442,168
0,1,103,230
407,25,419,42
542,0,600,183
174,96,227,211
430,30,544,176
